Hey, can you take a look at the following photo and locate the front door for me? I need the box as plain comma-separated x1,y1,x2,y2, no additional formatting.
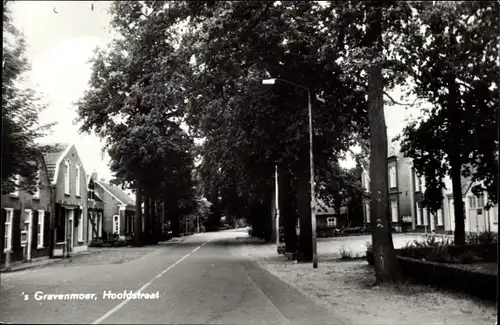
68,210,74,253
476,208,486,232
22,213,32,261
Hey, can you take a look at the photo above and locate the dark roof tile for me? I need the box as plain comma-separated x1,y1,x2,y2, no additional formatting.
42,143,70,183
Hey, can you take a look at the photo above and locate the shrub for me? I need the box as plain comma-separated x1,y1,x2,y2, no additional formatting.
424,245,451,263
89,239,104,248
403,234,453,250
113,240,128,247
339,244,353,259
365,241,372,252
476,231,497,245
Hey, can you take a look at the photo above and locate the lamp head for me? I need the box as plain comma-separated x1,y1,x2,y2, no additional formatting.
262,78,276,85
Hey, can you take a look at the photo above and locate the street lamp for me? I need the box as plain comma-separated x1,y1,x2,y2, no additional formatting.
275,165,280,247
262,78,318,269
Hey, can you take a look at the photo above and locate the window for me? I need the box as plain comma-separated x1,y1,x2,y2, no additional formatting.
423,208,428,226
437,209,443,226
64,160,70,195
78,210,83,242
327,217,336,227
414,173,421,192
37,210,45,248
389,165,397,188
469,196,476,209
420,177,425,193
11,174,20,196
4,208,14,252
365,202,370,223
391,200,398,222
75,164,81,197
416,202,422,225
477,194,484,208
34,170,41,198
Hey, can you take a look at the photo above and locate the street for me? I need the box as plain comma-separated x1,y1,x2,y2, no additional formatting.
0,230,346,325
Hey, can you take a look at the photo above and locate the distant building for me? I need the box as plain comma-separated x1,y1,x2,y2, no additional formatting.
315,198,349,229
90,174,135,240
44,143,89,256
362,136,499,234
361,137,413,232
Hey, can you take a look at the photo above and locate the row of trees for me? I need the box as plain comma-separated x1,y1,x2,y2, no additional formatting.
76,1,498,282
77,2,203,244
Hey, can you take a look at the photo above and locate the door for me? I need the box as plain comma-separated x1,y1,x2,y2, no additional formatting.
22,212,32,261
476,208,486,232
68,210,74,253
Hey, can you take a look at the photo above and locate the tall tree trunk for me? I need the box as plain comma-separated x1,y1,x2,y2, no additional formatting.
447,34,466,246
170,199,181,237
367,3,400,282
296,163,313,262
144,195,151,244
278,165,298,253
263,188,274,242
450,158,465,245
151,199,158,244
133,181,143,247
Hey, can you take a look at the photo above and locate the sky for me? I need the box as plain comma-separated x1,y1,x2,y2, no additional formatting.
9,1,423,180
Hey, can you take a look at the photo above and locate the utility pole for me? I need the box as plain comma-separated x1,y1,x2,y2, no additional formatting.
275,165,280,247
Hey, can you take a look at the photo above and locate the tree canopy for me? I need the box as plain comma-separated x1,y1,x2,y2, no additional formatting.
397,1,499,224
2,2,54,194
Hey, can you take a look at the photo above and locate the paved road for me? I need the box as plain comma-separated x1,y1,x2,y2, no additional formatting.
0,230,346,324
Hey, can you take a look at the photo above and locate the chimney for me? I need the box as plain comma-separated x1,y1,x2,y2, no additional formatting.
92,172,98,180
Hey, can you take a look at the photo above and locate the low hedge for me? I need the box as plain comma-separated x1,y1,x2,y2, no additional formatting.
397,256,497,301
365,245,497,301
397,243,497,263
89,239,132,248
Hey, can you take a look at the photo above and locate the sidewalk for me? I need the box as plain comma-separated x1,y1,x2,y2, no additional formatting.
0,251,93,273
1,237,188,273
232,235,496,325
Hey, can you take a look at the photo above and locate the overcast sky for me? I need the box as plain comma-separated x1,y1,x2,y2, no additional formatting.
10,1,423,179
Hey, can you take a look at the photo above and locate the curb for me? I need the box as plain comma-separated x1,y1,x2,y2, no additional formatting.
1,258,62,273
1,251,95,273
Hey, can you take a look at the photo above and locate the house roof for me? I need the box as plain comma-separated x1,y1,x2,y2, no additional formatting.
95,180,135,206
316,198,347,215
94,192,104,203
387,136,401,157
42,143,71,184
359,137,399,172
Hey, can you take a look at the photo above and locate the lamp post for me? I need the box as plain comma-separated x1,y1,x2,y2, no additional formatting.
275,165,280,247
262,78,318,268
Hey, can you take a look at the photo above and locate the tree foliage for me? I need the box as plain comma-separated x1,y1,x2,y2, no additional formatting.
2,2,55,194
317,159,364,213
397,1,499,233
77,1,198,242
